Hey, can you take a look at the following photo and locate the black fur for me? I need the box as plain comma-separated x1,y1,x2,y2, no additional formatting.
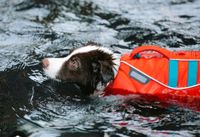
57,49,115,95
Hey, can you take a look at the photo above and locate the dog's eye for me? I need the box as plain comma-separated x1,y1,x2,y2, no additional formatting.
71,59,76,64
69,57,80,70
71,58,78,65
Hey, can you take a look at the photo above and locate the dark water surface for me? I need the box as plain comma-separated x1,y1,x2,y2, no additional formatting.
0,0,200,136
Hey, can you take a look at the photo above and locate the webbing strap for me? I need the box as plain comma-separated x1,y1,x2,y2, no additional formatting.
188,61,198,86
168,60,178,87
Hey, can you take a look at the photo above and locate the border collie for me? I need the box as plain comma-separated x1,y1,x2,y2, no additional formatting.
42,43,119,95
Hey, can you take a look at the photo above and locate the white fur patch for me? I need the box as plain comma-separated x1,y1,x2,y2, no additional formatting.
43,58,66,80
43,45,119,79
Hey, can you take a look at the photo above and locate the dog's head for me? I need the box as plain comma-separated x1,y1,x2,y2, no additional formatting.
42,44,118,94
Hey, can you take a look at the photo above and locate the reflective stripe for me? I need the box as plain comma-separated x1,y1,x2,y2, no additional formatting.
168,60,178,87
129,68,150,84
188,61,198,86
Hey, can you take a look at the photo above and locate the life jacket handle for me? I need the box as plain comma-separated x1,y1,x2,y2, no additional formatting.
130,45,171,59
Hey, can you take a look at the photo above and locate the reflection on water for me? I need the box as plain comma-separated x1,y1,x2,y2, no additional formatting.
0,0,200,136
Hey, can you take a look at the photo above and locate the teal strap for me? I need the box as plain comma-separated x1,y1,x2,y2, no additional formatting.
168,60,178,87
188,61,198,86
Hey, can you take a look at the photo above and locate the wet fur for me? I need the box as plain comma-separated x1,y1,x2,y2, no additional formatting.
57,49,115,94
43,43,118,95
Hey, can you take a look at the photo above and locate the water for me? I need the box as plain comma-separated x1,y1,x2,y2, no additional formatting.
0,0,200,136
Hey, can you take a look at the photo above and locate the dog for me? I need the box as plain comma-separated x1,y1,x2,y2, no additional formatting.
42,44,200,111
42,43,119,95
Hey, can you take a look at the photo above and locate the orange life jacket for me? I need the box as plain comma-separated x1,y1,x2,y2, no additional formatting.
105,45,200,110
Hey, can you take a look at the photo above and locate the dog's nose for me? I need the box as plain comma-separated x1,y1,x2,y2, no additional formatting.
42,58,49,68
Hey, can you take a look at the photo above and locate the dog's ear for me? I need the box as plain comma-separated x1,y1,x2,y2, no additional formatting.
98,60,114,84
92,62,100,73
